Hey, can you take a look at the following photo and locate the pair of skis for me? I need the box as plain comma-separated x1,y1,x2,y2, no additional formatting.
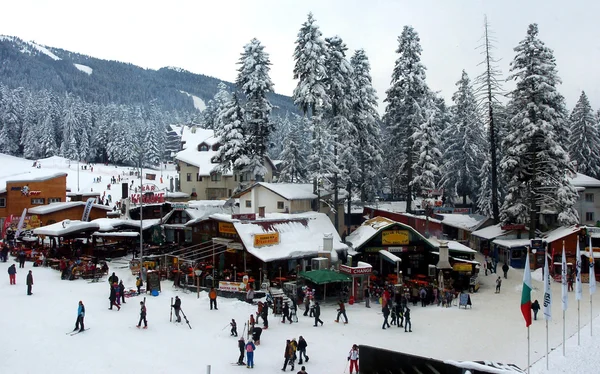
170,297,192,329
67,328,89,336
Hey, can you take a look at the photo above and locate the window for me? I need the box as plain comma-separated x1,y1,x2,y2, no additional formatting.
186,173,192,182
240,172,252,182
585,193,595,202
245,200,252,208
196,173,202,182
234,174,237,182
48,198,61,203
31,198,44,205
0,198,5,207
211,173,221,182
277,201,284,209
198,144,209,152
586,212,595,222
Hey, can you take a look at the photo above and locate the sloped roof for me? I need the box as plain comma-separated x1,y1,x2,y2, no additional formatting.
438,214,489,231
33,220,99,236
174,127,233,176
471,224,513,240
299,270,351,285
569,173,600,188
236,182,317,200
542,225,581,243
28,201,112,215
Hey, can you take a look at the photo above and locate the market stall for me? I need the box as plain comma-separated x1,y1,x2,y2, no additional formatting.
339,261,372,303
298,269,351,302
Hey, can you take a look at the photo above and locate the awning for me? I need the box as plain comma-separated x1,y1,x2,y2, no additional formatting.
582,252,600,259
299,270,351,285
379,249,401,265
92,232,139,237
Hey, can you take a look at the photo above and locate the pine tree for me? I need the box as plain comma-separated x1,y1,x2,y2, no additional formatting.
568,91,600,178
442,70,486,205
350,49,383,202
211,83,231,133
411,106,442,195
501,24,578,235
60,97,81,160
214,93,247,174
236,38,274,180
384,26,430,213
278,115,308,183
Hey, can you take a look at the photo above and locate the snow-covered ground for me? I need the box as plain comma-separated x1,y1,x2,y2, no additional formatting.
180,90,207,111
1,253,599,373
74,63,93,75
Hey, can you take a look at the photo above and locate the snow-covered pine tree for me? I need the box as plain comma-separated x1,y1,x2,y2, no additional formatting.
143,99,164,166
200,99,218,129
350,49,383,202
236,38,274,180
568,91,600,178
411,105,442,196
501,23,578,235
306,114,336,190
214,93,247,175
0,85,21,155
476,154,499,217
60,96,81,161
278,114,308,183
211,83,232,133
430,95,452,189
383,26,431,213
442,70,486,205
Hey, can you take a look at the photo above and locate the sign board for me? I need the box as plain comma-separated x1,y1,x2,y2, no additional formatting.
130,192,165,204
218,281,246,292
501,224,526,231
232,213,256,221
386,247,406,253
530,239,544,250
2,214,41,237
381,230,409,245
146,271,161,292
254,232,280,247
218,222,237,235
453,263,473,272
171,203,189,211
433,207,472,214
340,264,373,275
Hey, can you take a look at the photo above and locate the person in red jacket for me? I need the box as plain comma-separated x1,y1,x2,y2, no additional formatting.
335,300,348,324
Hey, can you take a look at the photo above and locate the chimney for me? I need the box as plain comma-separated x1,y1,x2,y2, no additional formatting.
323,233,333,252
436,240,452,270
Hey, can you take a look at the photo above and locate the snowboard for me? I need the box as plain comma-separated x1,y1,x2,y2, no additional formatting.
68,328,90,336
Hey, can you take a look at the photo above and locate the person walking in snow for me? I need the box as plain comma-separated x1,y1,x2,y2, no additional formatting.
109,284,120,310
108,272,118,286
119,280,126,304
237,337,246,365
18,250,26,268
114,282,121,306
282,302,291,323
262,303,269,329
495,276,502,294
26,270,33,295
230,319,238,336
395,303,404,328
74,300,85,332
404,307,412,332
313,302,323,327
531,300,540,321
303,293,310,316
347,344,359,374
136,277,143,295
282,339,295,371
172,296,182,323
382,303,391,329
297,336,309,364
209,287,218,310
8,264,16,285
335,300,348,324
502,263,509,279
309,297,315,317
297,367,308,374
245,339,256,368
419,287,427,307
137,300,147,329
364,287,371,308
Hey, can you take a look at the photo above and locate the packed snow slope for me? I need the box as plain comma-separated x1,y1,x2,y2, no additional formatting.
2,256,600,373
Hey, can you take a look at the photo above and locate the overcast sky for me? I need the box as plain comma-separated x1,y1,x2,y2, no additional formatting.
1,0,599,112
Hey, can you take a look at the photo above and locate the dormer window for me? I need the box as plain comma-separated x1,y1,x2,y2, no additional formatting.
198,143,209,152
212,143,221,151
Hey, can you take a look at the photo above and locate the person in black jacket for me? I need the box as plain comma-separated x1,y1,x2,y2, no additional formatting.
237,337,246,365
171,296,181,322
109,285,120,310
404,307,412,332
313,302,323,327
364,288,370,308
382,303,391,329
502,263,509,279
262,304,269,329
282,302,291,323
26,270,33,295
137,301,147,328
297,336,309,364
230,319,238,336
531,300,541,320
119,280,126,304
108,272,118,286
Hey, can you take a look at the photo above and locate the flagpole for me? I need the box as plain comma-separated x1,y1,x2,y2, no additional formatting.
545,320,549,370
562,309,565,356
578,300,580,345
527,326,530,374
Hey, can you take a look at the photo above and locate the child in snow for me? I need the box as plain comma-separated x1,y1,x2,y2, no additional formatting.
231,319,238,336
74,300,85,332
237,337,246,365
245,339,256,368
347,344,359,374
137,301,147,329
495,277,502,293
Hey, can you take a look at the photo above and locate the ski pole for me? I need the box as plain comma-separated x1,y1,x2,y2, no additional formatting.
221,323,230,330
343,361,348,374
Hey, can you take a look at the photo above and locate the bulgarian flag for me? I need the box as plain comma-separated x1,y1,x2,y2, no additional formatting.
521,250,532,327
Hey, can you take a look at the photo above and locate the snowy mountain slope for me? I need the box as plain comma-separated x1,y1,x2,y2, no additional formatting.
73,63,92,75
0,35,61,60
179,90,206,111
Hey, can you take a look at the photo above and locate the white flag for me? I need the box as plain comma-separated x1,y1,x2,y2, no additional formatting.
15,208,27,237
590,235,596,295
562,245,568,311
543,250,552,320
576,240,582,300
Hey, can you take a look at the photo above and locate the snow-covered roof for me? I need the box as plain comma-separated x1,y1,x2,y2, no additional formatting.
28,201,111,215
492,238,533,248
232,211,347,262
438,214,489,231
427,237,477,254
90,217,160,231
237,182,317,200
542,225,581,243
471,224,513,240
175,127,232,176
92,232,139,237
569,173,600,188
0,169,67,194
67,192,101,197
33,220,99,236
345,217,397,249
379,249,401,263
430,252,480,265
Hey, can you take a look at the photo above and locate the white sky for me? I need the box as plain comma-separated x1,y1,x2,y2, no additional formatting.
1,0,599,112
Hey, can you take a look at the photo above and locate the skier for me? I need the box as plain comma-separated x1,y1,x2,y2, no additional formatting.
74,300,85,332
381,303,391,329
364,287,370,308
262,303,269,329
109,284,120,310
297,336,309,364
137,300,148,329
230,318,238,336
531,300,540,321
252,326,263,345
495,276,502,293
119,280,126,304
313,302,323,327
282,339,295,371
347,344,359,374
136,277,143,295
237,337,246,365
282,302,291,324
335,299,348,324
502,263,509,279
245,339,256,368
171,296,182,322
8,264,16,285
209,287,218,310
404,307,412,332
26,270,33,295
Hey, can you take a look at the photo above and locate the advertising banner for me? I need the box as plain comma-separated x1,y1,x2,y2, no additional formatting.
218,222,237,235
381,230,409,245
254,232,280,247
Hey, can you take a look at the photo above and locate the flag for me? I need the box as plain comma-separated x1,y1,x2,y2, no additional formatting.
561,245,568,311
521,250,532,327
590,235,596,295
543,250,552,320
81,198,95,222
15,208,27,237
576,240,582,300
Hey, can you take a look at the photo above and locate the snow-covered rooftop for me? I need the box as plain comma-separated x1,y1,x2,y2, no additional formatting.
471,224,514,240
542,225,581,243
427,237,477,254
0,168,67,194
165,191,190,199
238,182,317,200
345,216,397,249
232,211,347,262
438,214,489,231
175,127,232,176
27,201,111,215
569,173,600,188
492,238,533,248
33,220,99,236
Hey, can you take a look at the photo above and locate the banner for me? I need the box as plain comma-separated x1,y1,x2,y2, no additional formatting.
590,236,596,295
381,230,409,245
15,208,27,237
543,251,552,320
576,240,582,300
81,198,95,222
253,232,279,247
218,222,237,235
561,245,568,311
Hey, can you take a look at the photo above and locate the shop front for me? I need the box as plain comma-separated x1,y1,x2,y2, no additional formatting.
339,262,373,302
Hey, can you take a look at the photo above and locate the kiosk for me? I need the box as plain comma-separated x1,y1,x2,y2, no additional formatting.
339,261,373,303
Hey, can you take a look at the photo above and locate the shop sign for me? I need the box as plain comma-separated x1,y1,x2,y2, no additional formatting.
254,232,279,247
433,207,471,214
365,247,382,253
218,222,237,235
232,213,256,220
340,264,373,275
2,214,41,237
171,203,189,211
501,224,526,231
382,230,409,245
386,247,406,253
130,192,165,204
530,239,544,250
219,281,246,292
453,263,473,272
